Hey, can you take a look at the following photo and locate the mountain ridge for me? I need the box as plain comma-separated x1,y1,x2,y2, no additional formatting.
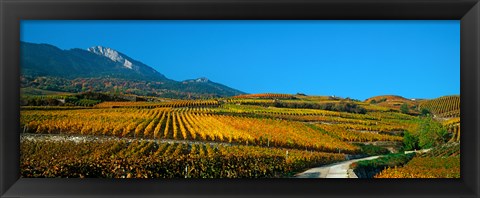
20,41,245,98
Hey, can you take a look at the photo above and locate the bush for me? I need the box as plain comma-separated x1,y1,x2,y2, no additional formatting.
400,103,409,114
354,143,390,156
417,118,449,149
402,131,420,151
420,108,431,116
352,153,415,178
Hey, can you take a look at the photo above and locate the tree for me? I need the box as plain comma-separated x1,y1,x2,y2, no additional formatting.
403,131,419,150
417,117,449,149
420,108,431,116
400,103,409,114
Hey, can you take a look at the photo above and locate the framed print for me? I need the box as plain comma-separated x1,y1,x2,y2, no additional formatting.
1,0,479,197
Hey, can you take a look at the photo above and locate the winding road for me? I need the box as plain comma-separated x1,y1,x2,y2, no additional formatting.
294,155,381,178
294,149,431,178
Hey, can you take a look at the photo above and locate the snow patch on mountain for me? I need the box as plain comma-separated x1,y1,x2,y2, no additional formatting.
183,77,210,84
194,77,209,83
123,59,133,69
88,46,134,70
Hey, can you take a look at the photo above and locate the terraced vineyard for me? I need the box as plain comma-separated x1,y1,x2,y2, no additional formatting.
419,95,460,118
375,143,460,178
443,118,461,142
21,138,345,178
232,93,294,99
416,95,461,142
20,93,461,178
94,100,219,108
21,108,358,153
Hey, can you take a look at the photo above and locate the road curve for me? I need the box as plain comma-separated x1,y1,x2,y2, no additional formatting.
294,148,431,178
294,155,381,178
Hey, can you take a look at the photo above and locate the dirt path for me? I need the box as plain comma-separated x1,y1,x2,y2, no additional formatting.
20,133,234,146
294,155,381,178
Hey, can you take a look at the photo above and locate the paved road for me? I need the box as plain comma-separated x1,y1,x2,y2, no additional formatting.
294,148,432,178
404,148,431,154
294,155,381,178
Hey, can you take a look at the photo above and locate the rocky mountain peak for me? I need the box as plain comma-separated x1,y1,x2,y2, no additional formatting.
87,46,133,69
195,77,210,83
183,77,210,84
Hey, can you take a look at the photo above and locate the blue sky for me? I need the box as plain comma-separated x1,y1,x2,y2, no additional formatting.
21,20,459,100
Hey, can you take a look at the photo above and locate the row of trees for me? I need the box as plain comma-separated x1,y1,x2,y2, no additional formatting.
20,92,131,107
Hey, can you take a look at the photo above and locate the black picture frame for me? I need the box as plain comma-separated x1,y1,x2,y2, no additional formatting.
1,0,478,197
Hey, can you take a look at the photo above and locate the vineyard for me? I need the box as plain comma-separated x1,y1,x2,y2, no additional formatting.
21,108,359,153
232,93,294,99
419,95,460,118
364,95,418,113
374,143,460,178
94,100,219,109
443,118,461,142
21,137,345,178
20,93,461,178
417,95,461,142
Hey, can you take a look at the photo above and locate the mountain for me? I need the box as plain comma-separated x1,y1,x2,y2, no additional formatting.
20,42,245,98
21,42,168,81
87,46,168,80
180,77,245,97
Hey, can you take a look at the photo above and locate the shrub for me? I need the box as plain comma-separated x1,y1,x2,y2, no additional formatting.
420,108,431,116
403,131,419,151
417,118,449,149
400,103,409,114
354,143,390,156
